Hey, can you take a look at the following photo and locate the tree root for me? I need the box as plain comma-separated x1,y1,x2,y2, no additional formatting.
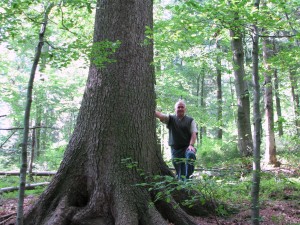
23,166,216,225
44,197,78,225
164,183,218,217
155,198,198,225
0,213,16,225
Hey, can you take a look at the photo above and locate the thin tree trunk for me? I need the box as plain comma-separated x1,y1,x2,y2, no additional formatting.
230,17,253,157
272,39,283,136
284,7,300,135
17,3,54,225
35,117,42,158
160,124,164,157
34,42,49,158
196,73,203,145
262,36,278,165
250,1,261,223
216,40,223,140
196,74,200,107
273,68,283,136
229,75,237,122
289,69,300,135
28,128,36,181
284,11,300,47
199,71,206,143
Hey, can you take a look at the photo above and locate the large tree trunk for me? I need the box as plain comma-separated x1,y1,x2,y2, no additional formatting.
24,1,212,225
230,21,253,157
262,36,278,165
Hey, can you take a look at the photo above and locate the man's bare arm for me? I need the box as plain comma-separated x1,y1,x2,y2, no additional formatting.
189,132,197,146
155,111,168,123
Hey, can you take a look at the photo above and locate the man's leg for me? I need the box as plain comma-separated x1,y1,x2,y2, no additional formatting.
171,148,186,180
185,149,196,179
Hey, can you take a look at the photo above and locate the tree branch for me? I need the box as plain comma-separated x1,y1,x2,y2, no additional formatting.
44,40,58,49
0,130,17,148
0,171,56,176
0,182,50,194
259,34,295,38
0,126,56,131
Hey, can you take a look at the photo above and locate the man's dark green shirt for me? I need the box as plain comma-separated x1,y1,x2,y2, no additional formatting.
167,115,194,149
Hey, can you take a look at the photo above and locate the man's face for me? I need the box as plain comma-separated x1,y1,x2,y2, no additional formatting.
175,102,186,118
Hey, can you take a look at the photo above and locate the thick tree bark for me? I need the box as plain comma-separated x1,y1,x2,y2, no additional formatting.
23,1,211,224
230,21,253,157
262,37,278,165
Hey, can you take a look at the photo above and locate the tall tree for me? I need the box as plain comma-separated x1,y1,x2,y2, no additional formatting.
24,1,210,224
230,14,253,157
289,69,300,136
216,40,223,140
273,68,283,136
0,0,94,171
27,43,49,178
199,70,207,143
272,40,284,136
17,3,54,225
250,0,261,224
262,35,278,165
34,44,49,159
283,0,300,136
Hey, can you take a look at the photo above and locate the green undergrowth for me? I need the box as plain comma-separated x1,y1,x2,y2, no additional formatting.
1,186,46,199
0,176,50,200
137,166,300,218
260,172,300,201
1,135,300,218
146,136,300,217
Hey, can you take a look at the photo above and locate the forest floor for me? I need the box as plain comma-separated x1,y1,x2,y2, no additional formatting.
1,164,300,225
194,199,300,225
192,164,300,225
193,164,300,225
1,195,299,225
